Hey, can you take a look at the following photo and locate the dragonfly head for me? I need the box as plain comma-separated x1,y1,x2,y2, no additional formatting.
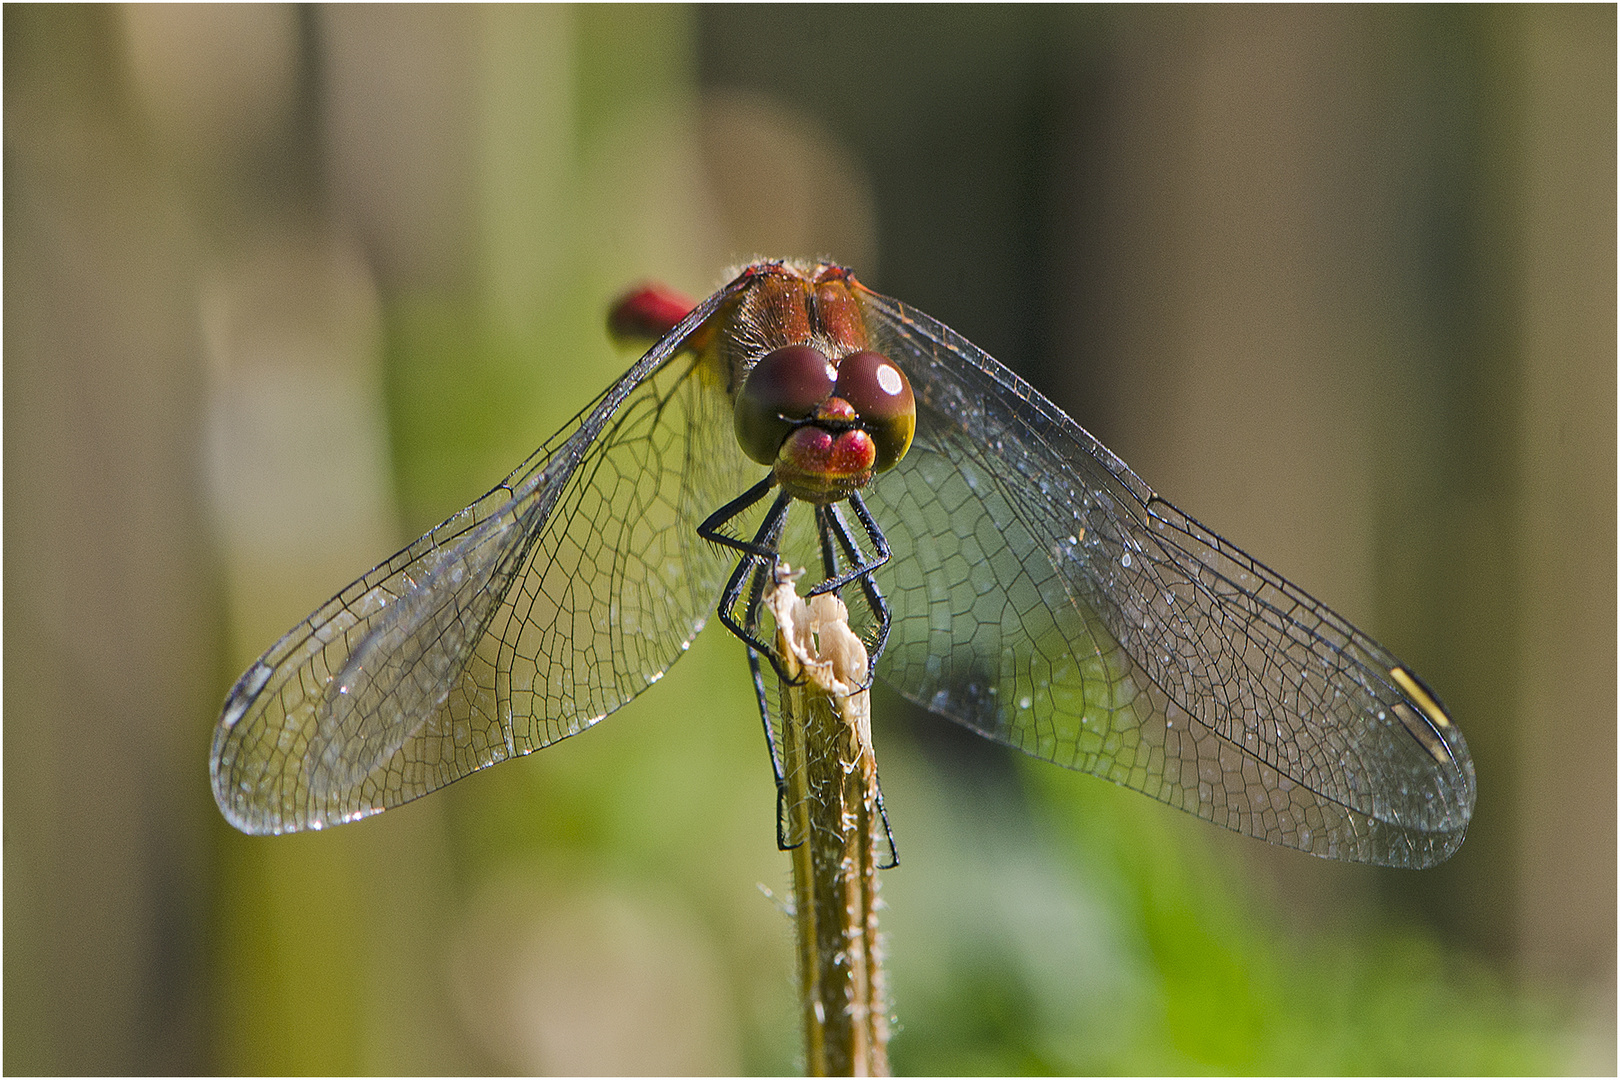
734,343,916,503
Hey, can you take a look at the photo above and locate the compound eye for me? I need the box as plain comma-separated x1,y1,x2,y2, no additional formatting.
833,350,915,471
734,345,836,466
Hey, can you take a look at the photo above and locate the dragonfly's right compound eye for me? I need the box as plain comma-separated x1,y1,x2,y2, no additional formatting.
832,350,915,472
734,344,838,466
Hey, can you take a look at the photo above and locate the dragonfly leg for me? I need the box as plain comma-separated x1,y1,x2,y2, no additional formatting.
815,495,893,686
815,507,837,582
697,474,781,560
714,561,773,659
748,645,802,853
873,773,899,870
805,495,890,598
704,482,805,681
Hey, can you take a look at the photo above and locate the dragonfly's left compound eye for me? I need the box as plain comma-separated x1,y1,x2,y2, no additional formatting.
734,345,838,466
834,350,915,472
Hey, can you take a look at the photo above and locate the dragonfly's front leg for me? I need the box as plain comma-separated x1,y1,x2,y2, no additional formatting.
699,478,796,668
814,493,893,687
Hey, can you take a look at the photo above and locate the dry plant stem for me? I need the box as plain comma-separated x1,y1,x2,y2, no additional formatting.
770,577,891,1077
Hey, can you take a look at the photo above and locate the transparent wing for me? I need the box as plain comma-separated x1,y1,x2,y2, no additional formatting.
859,289,1476,868
211,284,758,834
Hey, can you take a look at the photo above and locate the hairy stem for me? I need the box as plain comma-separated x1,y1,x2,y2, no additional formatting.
770,577,890,1077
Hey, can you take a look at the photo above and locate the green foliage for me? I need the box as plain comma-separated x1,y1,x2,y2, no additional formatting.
875,752,1570,1075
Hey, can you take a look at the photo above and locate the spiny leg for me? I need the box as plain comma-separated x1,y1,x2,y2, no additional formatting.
739,502,791,651
702,479,795,663
697,474,779,559
818,497,893,683
805,491,891,600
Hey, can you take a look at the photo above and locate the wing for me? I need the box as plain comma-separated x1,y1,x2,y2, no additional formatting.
858,289,1476,868
211,282,758,834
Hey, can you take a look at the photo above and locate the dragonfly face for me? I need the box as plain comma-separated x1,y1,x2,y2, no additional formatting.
718,267,915,503
211,258,1475,870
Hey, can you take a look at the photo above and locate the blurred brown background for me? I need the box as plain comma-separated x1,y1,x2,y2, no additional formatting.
5,5,1613,1074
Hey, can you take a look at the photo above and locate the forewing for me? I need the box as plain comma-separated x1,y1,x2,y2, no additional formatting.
211,285,757,834
860,290,1476,868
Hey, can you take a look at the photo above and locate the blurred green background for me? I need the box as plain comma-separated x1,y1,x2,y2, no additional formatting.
5,5,1613,1074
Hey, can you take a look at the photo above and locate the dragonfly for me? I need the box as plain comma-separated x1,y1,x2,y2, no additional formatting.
210,259,1474,869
